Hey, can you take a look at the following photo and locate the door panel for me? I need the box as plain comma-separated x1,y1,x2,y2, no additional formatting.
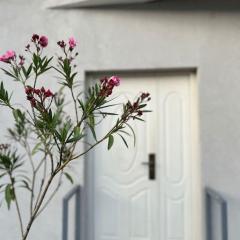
93,77,157,240
158,77,191,240
86,72,200,240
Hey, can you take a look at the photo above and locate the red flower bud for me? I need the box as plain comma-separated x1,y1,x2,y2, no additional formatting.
32,34,39,42
57,40,66,48
30,99,36,107
34,89,41,95
25,86,33,95
41,87,46,93
45,89,54,97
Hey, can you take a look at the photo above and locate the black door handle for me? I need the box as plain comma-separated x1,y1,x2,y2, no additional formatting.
142,153,156,180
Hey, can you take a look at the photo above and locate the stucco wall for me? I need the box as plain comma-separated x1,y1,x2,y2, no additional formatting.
1,0,240,239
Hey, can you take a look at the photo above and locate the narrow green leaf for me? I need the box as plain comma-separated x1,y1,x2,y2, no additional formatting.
119,134,128,148
66,134,85,143
108,135,114,150
31,142,42,156
88,124,97,141
134,117,145,122
99,112,118,116
1,68,16,79
64,172,74,184
5,184,14,209
126,123,136,146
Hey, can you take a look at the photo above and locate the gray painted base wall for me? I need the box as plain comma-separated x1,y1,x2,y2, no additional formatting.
1,0,240,239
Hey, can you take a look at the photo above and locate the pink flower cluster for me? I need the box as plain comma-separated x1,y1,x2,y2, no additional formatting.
122,92,151,121
99,76,121,97
31,34,48,48
25,86,54,108
0,50,16,63
57,37,77,51
69,37,77,50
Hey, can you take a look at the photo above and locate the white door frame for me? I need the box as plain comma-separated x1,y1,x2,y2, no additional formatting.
83,69,203,240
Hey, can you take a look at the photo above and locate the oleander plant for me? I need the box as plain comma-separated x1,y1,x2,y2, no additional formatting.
0,34,151,240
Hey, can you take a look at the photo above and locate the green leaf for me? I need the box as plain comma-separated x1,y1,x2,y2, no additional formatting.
0,81,12,107
31,142,42,156
1,68,14,77
0,172,7,178
118,134,128,148
20,180,31,191
66,126,84,143
5,184,14,209
99,112,118,116
66,135,84,143
27,64,33,76
138,104,147,109
119,130,131,136
78,99,85,111
64,172,74,184
126,123,136,146
88,114,95,127
134,117,145,122
54,130,62,143
13,109,23,121
88,124,97,141
108,135,114,150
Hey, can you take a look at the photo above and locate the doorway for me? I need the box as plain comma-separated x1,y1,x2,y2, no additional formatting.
85,71,202,240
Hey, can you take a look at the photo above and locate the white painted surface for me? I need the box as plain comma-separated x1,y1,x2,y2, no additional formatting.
86,72,201,240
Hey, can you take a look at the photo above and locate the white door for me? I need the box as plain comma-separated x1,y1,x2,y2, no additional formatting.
85,72,202,240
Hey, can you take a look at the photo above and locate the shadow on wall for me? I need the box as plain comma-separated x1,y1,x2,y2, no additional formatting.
206,187,240,240
55,0,240,11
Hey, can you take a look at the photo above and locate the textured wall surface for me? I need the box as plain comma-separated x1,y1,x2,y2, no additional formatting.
1,0,240,239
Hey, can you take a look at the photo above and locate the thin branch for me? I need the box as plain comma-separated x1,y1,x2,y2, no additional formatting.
70,87,79,122
22,172,56,240
9,174,24,237
23,141,36,215
34,153,47,210
35,171,63,217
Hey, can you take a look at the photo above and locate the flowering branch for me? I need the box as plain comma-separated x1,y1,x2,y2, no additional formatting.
0,34,151,240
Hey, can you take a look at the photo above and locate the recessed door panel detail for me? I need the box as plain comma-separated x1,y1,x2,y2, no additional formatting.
164,93,184,184
97,189,120,239
130,189,150,239
159,77,191,240
166,199,184,239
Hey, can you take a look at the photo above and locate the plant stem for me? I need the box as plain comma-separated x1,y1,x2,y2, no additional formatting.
70,87,79,122
24,141,35,215
22,172,56,240
56,132,110,174
36,172,63,217
15,193,24,238
9,175,24,237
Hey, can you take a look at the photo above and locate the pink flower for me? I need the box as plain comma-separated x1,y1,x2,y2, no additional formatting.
39,36,48,48
99,76,121,97
109,76,120,86
69,37,77,50
0,50,16,63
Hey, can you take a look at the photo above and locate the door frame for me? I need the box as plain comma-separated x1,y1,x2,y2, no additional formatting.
82,69,203,240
